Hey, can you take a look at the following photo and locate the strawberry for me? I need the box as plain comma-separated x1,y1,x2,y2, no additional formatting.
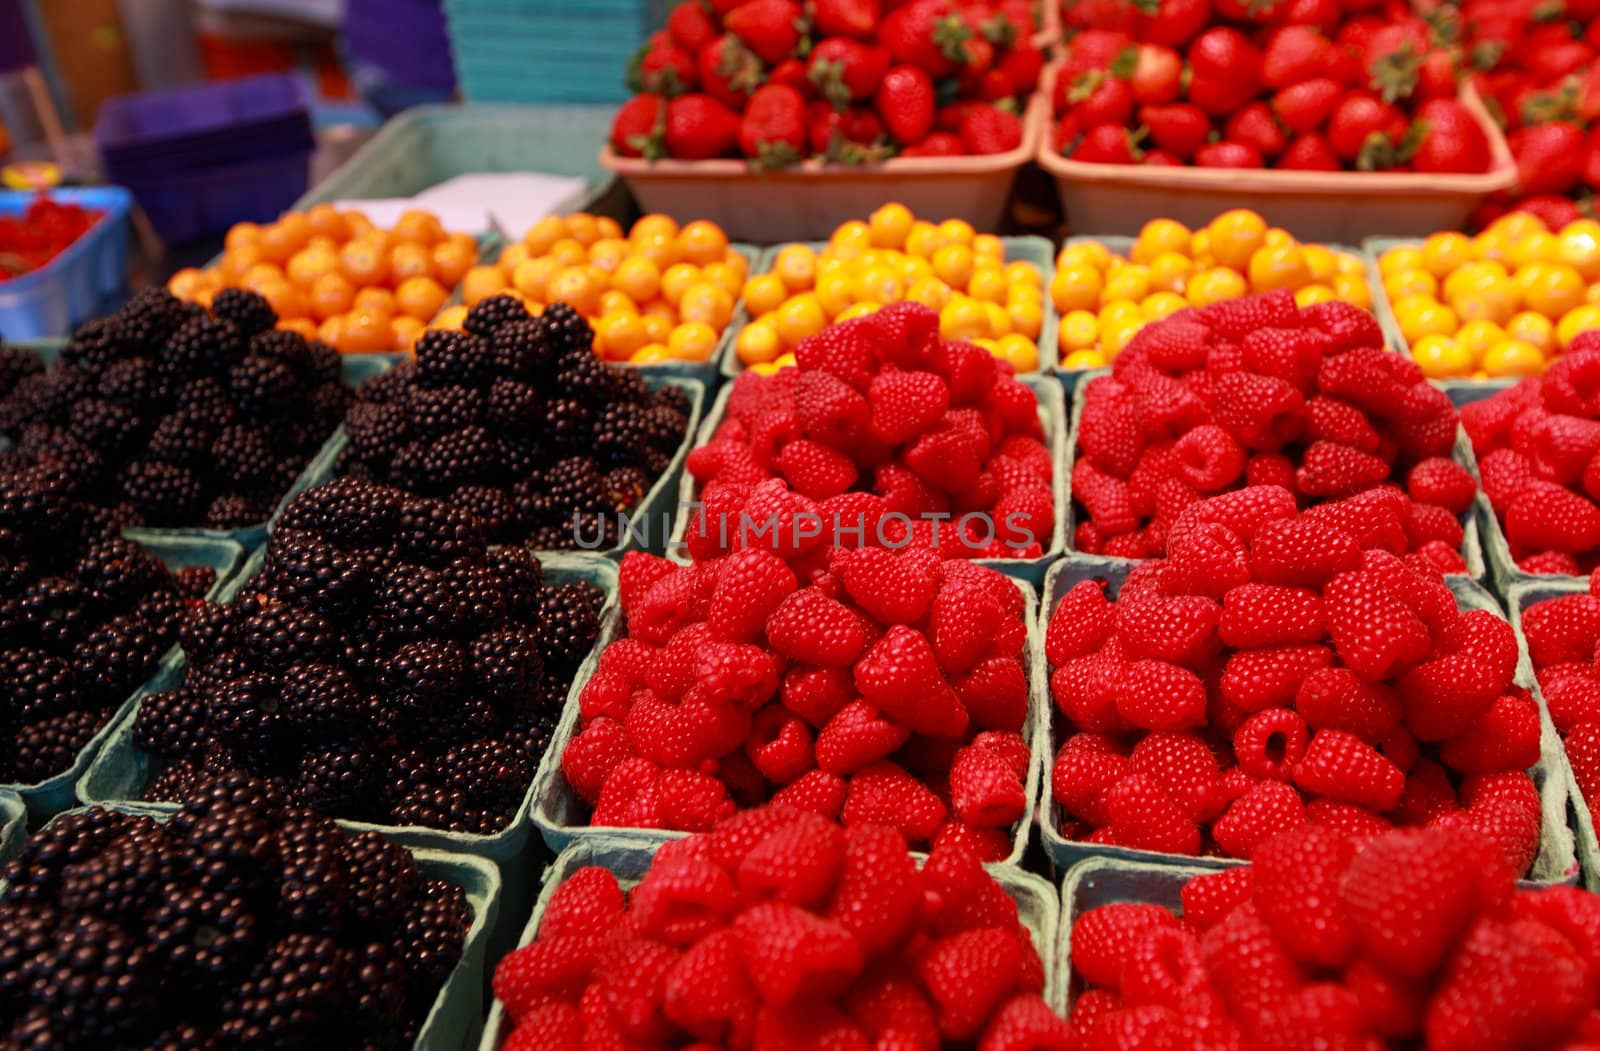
724,0,804,65
1140,103,1211,158
1410,98,1492,174
876,65,937,146
1132,0,1212,48
1073,123,1143,163
739,84,809,170
995,41,1045,97
1068,71,1136,129
664,94,742,160
809,38,892,109
814,0,881,39
1278,133,1342,170
667,0,717,51
1186,28,1264,117
1509,121,1585,195
631,32,698,97
960,104,1024,154
1327,90,1408,167
611,93,667,158
881,0,973,78
1118,43,1184,105
1262,26,1338,89
1272,78,1343,134
1223,104,1288,160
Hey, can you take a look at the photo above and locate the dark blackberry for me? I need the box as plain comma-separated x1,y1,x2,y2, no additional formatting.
176,565,217,599
555,349,613,409
486,546,543,619
264,529,368,619
345,939,410,1043
26,914,156,1042
373,563,464,643
144,757,203,802
59,316,126,373
211,423,277,482
605,465,652,511
215,933,346,1046
536,581,604,679
386,441,427,489
343,831,420,929
120,459,205,525
434,738,532,812
400,879,469,997
351,360,414,405
132,686,208,760
144,885,261,987
0,367,90,430
381,639,466,716
73,612,168,698
148,1022,212,1051
594,401,657,469
250,328,317,377
136,588,184,638
293,743,386,818
536,301,594,362
0,342,43,400
204,671,285,764
163,314,246,380
75,534,167,606
230,355,300,418
146,411,216,468
470,628,543,704
172,376,236,425
11,707,106,783
211,288,279,339
388,784,487,835
504,707,557,762
0,465,78,538
0,904,60,1003
499,432,546,480
190,649,253,693
414,424,502,490
463,292,532,338
274,809,354,931
179,767,291,820
204,491,270,529
67,395,143,449
308,381,351,432
489,318,547,380
653,382,692,417
403,383,482,440
0,808,129,906
306,340,342,385
449,486,517,542
57,827,174,919
93,356,161,414
173,803,277,899
543,456,608,515
278,662,368,735
0,647,75,723
116,286,184,353
345,401,409,468
608,366,652,406
11,424,105,492
236,602,339,670
394,498,488,567
412,329,491,389
446,559,510,634
526,522,571,551
16,576,94,650
276,477,403,549
544,397,593,455
484,377,541,432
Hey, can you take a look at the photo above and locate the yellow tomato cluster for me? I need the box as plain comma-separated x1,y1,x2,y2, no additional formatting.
735,203,1047,376
1381,213,1600,380
1051,210,1373,370
442,213,746,365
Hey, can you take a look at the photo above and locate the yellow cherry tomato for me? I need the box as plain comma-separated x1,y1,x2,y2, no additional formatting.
630,343,672,365
660,263,703,307
1059,310,1099,354
1102,265,1151,305
1208,209,1269,272
1051,264,1104,313
939,296,990,341
1483,338,1546,377
1141,291,1189,320
837,301,881,322
854,266,904,306
1102,320,1143,360
815,271,856,318
937,219,976,246
1507,230,1560,270
905,221,941,259
597,289,639,317
932,244,975,290
1063,348,1108,370
1248,243,1313,293
667,320,719,362
1491,211,1550,240
830,220,872,258
1009,299,1044,340
1332,273,1372,310
1006,261,1043,288
1300,245,1338,284
1098,300,1144,332
594,312,649,360
1505,310,1556,354
907,277,954,311
1524,263,1587,319
1294,284,1338,307
776,293,828,345
1455,320,1506,365
969,267,1009,304
1557,219,1600,281
736,319,783,365
1394,296,1459,342
1187,267,1248,307
1557,303,1600,348
1132,218,1193,265
679,283,734,330
1148,252,1193,294
678,220,730,267
982,301,1012,338
868,202,915,249
743,273,789,317
973,234,1005,261
1379,245,1427,277
1410,333,1472,379
1384,269,1439,301
994,333,1039,372
774,244,818,292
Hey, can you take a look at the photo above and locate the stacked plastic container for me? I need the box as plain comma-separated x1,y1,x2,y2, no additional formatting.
93,74,315,244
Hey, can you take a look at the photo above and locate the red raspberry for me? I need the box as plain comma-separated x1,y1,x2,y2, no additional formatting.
631,848,739,946
1406,456,1479,514
933,338,1003,405
1398,609,1519,742
1302,489,1409,555
746,706,816,785
1305,798,1390,841
1522,593,1600,665
1433,792,1541,877
624,688,747,769
540,867,627,942
1068,988,1124,1034
815,701,911,777
794,316,877,390
1306,395,1381,453
1520,550,1584,574
629,563,714,644
1295,666,1401,743
1245,451,1298,491
1341,828,1486,979
1392,381,1459,460
949,743,1027,829
619,551,678,610
818,490,890,550
1220,644,1334,713
1323,567,1432,681
1119,923,1209,1009
1203,288,1299,339
1506,484,1600,553
1294,728,1405,811
774,438,858,500
921,833,1022,936
754,1001,870,1051
1242,326,1328,392
503,1003,580,1050
1294,440,1392,498
1164,520,1253,598
1301,298,1382,351
780,665,854,728
662,928,758,1045
1115,594,1222,668
1438,691,1542,773
1541,665,1600,732
1404,501,1465,552
1218,583,1326,649
767,588,872,667
1460,380,1536,451
771,769,848,819
1121,363,1208,435
1198,902,1304,1026
855,625,968,738
841,546,941,626
871,301,941,369
1531,413,1600,484
916,928,1026,1040
734,901,864,1005
1171,484,1297,548
494,934,605,1020
1051,651,1125,734
735,810,845,909
980,994,1077,1051
1073,460,1139,536
1212,780,1307,859
904,423,987,495
1251,825,1359,968
1206,371,1307,452
1514,885,1600,978
841,965,940,1048
866,368,950,446
841,760,947,843
1115,659,1208,732
1425,918,1590,1051
1123,313,1210,372
563,715,635,805
1128,731,1223,824
992,483,1055,552
953,655,1030,731
1477,448,1538,514
1079,381,1146,479
793,369,871,449
705,807,807,870
695,641,780,711
1072,902,1182,989
1179,867,1254,931
1106,772,1202,855
1232,707,1308,781
1053,733,1131,826
657,768,735,831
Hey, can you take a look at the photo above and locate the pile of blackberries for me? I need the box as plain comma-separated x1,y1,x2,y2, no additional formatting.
132,477,604,833
340,296,691,548
0,288,350,529
0,791,471,1049
0,465,185,786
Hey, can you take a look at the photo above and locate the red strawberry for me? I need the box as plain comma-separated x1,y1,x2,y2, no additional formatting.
1262,27,1337,88
1271,78,1342,135
1140,103,1211,159
1073,123,1143,163
877,65,937,145
1186,29,1264,117
1195,139,1265,167
632,31,698,96
1326,90,1407,166
667,1,717,51
809,38,892,109
1118,43,1184,105
611,93,667,158
739,84,809,169
1510,122,1585,195
699,35,762,111
1410,98,1492,174
814,0,881,39
1131,0,1211,47
881,0,973,78
724,0,804,64
1224,103,1288,159
960,104,1024,155
996,41,1045,97
665,94,742,159
1278,133,1342,170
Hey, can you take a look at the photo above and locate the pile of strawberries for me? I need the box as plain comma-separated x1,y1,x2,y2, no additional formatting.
1520,574,1600,819
492,805,1071,1050
1055,4,1494,172
612,0,1044,165
561,545,1034,858
1072,291,1475,569
1050,486,1545,874
686,301,1055,565
1068,824,1600,1050
1462,336,1600,576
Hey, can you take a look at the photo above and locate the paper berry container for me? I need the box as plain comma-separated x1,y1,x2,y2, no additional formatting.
0,803,503,1051
1038,64,1516,244
1505,576,1600,893
666,373,1068,585
0,791,24,868
475,836,1065,1051
1062,368,1490,582
1037,556,1581,885
528,575,1050,870
600,91,1049,245
2,533,246,823
718,236,1060,379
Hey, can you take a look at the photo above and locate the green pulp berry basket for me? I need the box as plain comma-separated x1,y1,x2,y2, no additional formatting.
0,792,25,867
475,836,1063,1050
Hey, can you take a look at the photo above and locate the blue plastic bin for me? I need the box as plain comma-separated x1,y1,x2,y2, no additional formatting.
0,188,132,341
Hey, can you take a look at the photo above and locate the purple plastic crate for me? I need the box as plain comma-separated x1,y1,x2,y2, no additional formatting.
93,75,313,171
345,0,456,91
122,151,311,245
0,0,35,75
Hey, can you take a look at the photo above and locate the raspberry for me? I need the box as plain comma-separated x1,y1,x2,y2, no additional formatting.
1113,594,1220,668
781,665,855,728
815,701,910,777
1293,728,1406,811
854,626,967,739
1397,609,1519,742
1179,867,1254,931
793,370,871,449
766,589,871,667
1520,550,1584,574
1530,413,1600,484
735,811,844,909
1424,918,1590,1051
1541,666,1600,732
1172,485,1298,548
980,994,1077,1051
1218,583,1327,649
1071,902,1181,989
1522,593,1600,665
1115,659,1207,732
841,963,940,1046
1295,666,1402,743
1340,828,1484,979
656,768,734,831
745,706,815,784
1316,346,1413,417
929,577,1010,674
734,901,864,1005
948,743,1027,829
662,929,757,1045
1164,521,1253,598
1406,456,1478,515
933,338,1002,406
1198,902,1304,1028
1052,734,1131,826
1105,772,1202,855
840,546,940,626
1128,732,1223,824
1078,382,1145,478
1211,780,1307,859
1123,313,1210,372
1505,485,1600,553
540,867,627,942
1433,792,1541,877
1477,448,1538,513
1220,644,1334,713
866,368,949,446
1232,707,1309,781
630,849,739,946
774,438,858,500
1301,299,1383,352
1204,288,1298,338
561,716,634,805
1242,326,1329,391
1250,825,1359,968
1323,567,1432,680
871,302,941,369
1206,371,1306,452
1172,424,1248,492
954,655,1030,731
1072,460,1139,536
1306,396,1382,453
706,548,798,644
916,928,1025,1039
504,1003,581,1051
841,761,947,843
1437,691,1542,773
824,823,922,955
1294,440,1392,498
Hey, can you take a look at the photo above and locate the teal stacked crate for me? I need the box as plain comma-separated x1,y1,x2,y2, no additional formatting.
4,534,245,823
0,791,23,866
0,804,503,1051
78,549,617,948
475,837,1063,1050
1036,557,1580,884
445,0,670,104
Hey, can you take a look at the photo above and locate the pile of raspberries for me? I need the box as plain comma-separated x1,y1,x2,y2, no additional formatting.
1071,290,1475,572
562,546,1034,858
1050,484,1545,875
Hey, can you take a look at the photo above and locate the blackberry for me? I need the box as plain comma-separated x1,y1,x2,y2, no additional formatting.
0,809,131,910
163,314,246,380
352,361,413,406
638,446,672,476
537,301,594,361
137,584,184,628
544,397,593,455
236,602,339,670
543,456,608,515
278,662,368,735
116,286,184,353
250,328,318,377
484,377,541,431
594,401,656,469
381,639,466,715
526,523,570,550
174,804,277,899
26,914,156,1042
555,348,613,407
536,581,604,679
345,940,410,1042
144,885,261,987
0,368,90,430
453,485,519,539
403,383,482,440
0,904,60,1002
95,354,161,412
144,758,203,802
212,423,277,482
489,318,547,379
57,829,174,919
59,316,126,373
388,784,486,835
306,340,342,385
571,511,620,550
12,424,104,490
205,671,285,764
435,738,532,812
120,459,206,525
264,530,368,619
211,288,279,339
387,441,427,489
16,576,94,649
73,612,167,698
190,648,253,693
274,809,354,931
1,648,74,723
277,477,403,549
216,933,346,1046
345,402,409,467
146,411,216,468
463,292,532,338
132,686,208,760
0,465,77,537
172,376,236,425
0,343,43,400
608,366,651,406
394,498,487,567
308,381,351,432
67,395,143,449
148,1023,212,1051
486,546,543,619
653,382,693,417
179,767,290,820
400,879,469,997
415,424,501,490
75,534,166,606
230,355,300,417
179,604,237,664
205,492,269,529
470,628,543,704
499,432,546,480
343,831,420,929
606,465,652,511
403,695,500,749
293,744,386,818
374,564,464,642
176,565,217,599
504,707,557,762
445,559,509,634
412,329,490,389
11,707,106,783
